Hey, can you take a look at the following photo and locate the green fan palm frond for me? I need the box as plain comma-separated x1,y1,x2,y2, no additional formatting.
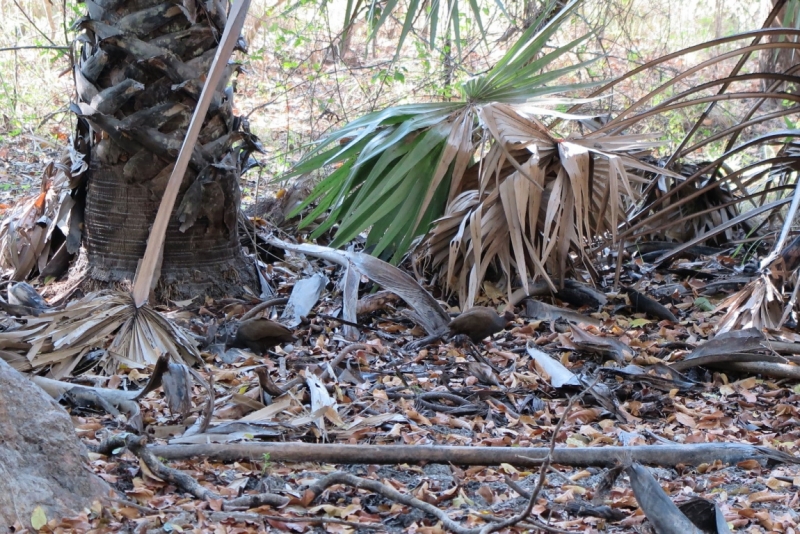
287,0,598,267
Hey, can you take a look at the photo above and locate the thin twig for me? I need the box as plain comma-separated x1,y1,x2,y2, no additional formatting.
298,382,597,534
466,338,503,373
310,312,380,331
111,498,164,515
280,343,371,393
184,366,214,436
388,390,475,405
518,520,576,534
207,511,382,529
481,377,597,533
503,474,531,499
124,435,289,510
306,471,480,534
0,45,70,53
10,0,59,47
109,499,382,529
547,465,581,487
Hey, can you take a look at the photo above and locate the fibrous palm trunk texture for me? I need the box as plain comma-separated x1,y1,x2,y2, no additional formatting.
70,0,256,298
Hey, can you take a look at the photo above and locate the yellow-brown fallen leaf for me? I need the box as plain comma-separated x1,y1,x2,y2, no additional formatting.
747,489,787,504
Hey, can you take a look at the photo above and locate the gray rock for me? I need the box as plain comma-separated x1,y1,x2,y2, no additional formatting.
0,358,111,528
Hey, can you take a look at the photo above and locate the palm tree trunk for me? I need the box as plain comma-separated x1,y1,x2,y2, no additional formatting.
72,0,255,298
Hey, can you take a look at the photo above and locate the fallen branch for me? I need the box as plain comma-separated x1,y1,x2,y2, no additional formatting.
88,433,127,456
147,441,796,467
302,376,593,534
718,361,800,380
306,471,477,534
33,356,209,434
33,375,143,431
124,435,289,510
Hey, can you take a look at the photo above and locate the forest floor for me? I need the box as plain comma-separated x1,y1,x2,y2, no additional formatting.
2,91,800,534
1,5,799,532
3,135,800,534
2,208,799,532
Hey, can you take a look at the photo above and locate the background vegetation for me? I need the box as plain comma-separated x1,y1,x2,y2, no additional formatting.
0,0,780,199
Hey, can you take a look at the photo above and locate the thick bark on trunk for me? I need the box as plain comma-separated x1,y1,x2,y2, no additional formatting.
71,0,256,299
84,158,248,297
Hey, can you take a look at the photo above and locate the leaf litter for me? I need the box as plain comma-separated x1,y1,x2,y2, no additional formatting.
3,3,800,531
2,235,798,533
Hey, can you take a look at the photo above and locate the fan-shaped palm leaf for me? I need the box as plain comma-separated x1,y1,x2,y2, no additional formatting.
286,0,598,268
424,101,677,305
560,28,800,256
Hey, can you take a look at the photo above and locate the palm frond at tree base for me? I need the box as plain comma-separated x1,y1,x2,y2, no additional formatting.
0,291,200,377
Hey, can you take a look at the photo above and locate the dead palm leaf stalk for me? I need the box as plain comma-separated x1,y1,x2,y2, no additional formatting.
0,0,251,376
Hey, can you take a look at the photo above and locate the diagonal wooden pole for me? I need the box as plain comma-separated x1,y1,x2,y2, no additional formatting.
132,0,252,308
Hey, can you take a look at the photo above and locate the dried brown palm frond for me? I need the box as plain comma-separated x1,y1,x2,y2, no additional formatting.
0,188,49,281
590,15,800,334
0,291,199,377
627,159,761,247
716,140,800,334
715,272,784,334
0,151,81,281
716,223,800,333
621,129,800,263
425,29,800,305
421,101,674,306
563,26,800,257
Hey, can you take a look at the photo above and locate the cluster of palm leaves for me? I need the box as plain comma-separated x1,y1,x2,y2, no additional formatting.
287,0,680,305
287,0,800,319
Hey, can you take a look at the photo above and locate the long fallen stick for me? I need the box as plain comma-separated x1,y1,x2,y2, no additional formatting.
147,442,796,468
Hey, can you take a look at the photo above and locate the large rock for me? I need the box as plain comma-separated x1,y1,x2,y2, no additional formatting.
0,358,111,528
